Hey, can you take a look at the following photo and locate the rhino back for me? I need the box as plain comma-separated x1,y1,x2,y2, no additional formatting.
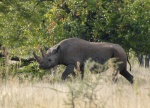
59,38,124,65
58,38,89,64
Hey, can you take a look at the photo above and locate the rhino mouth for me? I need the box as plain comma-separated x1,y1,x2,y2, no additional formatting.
39,64,55,70
39,65,50,69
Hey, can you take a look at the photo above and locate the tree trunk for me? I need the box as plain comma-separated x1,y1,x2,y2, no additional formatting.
138,54,144,66
145,54,149,68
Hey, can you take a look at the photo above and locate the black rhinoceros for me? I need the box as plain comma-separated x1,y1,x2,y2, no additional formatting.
33,38,133,83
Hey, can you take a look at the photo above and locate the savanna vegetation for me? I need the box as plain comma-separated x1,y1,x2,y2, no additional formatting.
0,0,150,108
0,60,150,108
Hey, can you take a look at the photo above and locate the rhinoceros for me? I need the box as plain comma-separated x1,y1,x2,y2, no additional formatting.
33,38,133,83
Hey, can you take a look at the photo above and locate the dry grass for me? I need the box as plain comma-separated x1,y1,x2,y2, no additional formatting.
0,64,150,108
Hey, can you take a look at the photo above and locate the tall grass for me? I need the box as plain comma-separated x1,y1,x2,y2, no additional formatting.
0,59,150,108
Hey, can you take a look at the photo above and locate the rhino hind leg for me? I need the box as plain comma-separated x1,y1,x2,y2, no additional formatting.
120,70,134,84
61,65,75,80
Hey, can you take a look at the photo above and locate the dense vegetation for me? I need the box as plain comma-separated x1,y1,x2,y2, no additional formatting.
0,0,149,53
0,0,150,76
0,1,150,107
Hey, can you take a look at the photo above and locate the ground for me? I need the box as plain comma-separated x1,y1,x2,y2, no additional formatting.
0,64,150,108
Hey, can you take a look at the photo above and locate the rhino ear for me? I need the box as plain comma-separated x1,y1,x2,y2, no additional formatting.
54,45,61,54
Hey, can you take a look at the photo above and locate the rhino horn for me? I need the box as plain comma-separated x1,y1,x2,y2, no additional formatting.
33,52,42,63
40,48,46,58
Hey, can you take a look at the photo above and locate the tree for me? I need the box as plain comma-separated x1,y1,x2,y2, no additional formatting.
0,0,150,67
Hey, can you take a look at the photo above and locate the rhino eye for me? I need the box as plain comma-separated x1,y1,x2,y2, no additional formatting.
48,59,52,62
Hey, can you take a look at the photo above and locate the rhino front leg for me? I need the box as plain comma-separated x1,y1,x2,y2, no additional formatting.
61,65,75,80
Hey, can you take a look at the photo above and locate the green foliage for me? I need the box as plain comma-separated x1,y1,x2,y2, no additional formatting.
0,0,150,77
1,0,149,55
123,0,150,53
0,0,50,56
13,62,49,80
0,59,46,81
46,0,150,53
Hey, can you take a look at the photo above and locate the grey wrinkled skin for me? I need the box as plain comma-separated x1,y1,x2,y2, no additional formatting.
33,38,134,83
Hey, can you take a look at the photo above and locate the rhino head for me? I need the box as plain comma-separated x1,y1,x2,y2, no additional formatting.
33,45,61,69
